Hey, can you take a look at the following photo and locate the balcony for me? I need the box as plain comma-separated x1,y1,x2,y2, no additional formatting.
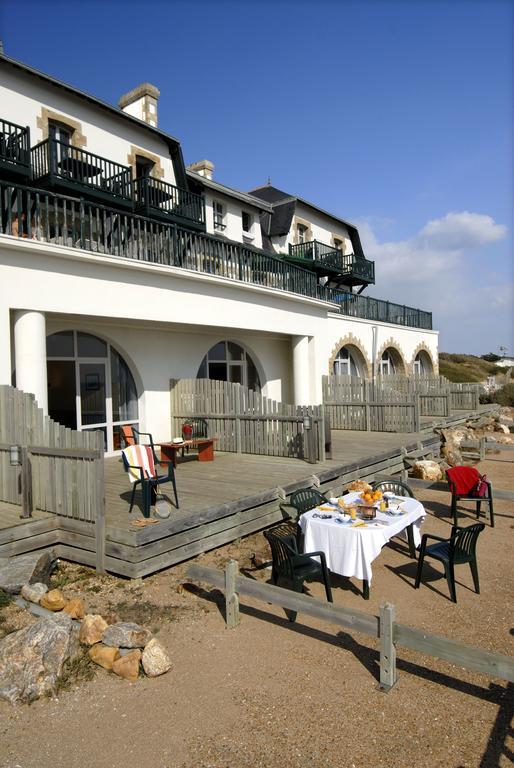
0,178,432,331
31,139,133,209
288,240,375,286
133,175,205,231
0,119,30,179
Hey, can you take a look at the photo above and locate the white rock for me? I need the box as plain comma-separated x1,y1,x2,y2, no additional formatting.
141,638,171,677
20,582,48,604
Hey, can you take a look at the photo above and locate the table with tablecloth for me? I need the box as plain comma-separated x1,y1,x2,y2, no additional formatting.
299,491,426,592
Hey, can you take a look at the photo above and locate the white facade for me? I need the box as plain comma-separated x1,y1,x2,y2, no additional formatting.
272,200,354,255
203,189,264,249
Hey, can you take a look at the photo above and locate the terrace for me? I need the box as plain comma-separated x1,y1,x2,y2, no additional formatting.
0,178,432,329
133,175,205,231
0,119,30,179
288,239,375,287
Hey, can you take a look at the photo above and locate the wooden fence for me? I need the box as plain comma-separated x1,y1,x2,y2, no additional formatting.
170,379,325,462
378,374,481,413
0,385,104,520
188,561,514,690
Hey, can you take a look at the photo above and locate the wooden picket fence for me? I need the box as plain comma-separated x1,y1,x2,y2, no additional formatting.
378,374,481,413
0,385,104,523
170,379,325,462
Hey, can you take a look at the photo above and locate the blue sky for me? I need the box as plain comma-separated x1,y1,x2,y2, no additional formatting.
1,0,512,354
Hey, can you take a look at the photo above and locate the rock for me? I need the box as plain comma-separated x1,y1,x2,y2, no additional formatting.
441,444,463,468
20,582,48,604
112,649,141,682
0,550,56,594
88,644,120,670
0,613,78,704
102,622,152,649
411,460,443,482
495,423,510,435
495,435,514,445
142,638,171,677
63,598,86,620
79,614,108,646
40,589,66,612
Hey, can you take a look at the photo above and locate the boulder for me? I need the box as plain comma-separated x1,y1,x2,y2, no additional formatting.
495,423,510,435
79,614,108,646
88,644,120,670
441,444,463,468
112,649,141,682
142,638,171,677
495,435,514,445
0,550,55,594
0,613,78,704
411,460,443,482
20,582,48,604
102,622,152,649
63,598,86,620
40,589,66,612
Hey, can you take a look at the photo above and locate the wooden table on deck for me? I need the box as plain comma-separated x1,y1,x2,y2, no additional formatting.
158,438,217,469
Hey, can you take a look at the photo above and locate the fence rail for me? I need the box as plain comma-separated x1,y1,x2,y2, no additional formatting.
0,179,432,328
188,561,514,690
170,378,325,462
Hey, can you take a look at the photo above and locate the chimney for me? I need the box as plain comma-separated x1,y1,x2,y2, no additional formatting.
119,83,160,127
187,159,215,180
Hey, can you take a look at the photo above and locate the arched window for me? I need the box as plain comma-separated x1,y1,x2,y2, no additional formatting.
197,341,261,391
413,350,433,376
379,349,396,376
46,331,138,452
333,346,361,377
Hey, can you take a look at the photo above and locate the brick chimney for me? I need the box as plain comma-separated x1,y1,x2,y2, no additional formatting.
119,83,160,128
187,159,215,180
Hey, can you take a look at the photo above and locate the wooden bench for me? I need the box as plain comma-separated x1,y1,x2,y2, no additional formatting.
158,438,217,469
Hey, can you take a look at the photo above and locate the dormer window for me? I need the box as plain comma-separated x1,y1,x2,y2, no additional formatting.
136,156,154,179
49,121,74,174
213,201,226,231
49,122,73,145
297,224,308,244
333,237,344,251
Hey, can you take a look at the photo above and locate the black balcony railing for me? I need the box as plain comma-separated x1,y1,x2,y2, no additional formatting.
0,119,30,177
133,175,205,229
0,179,432,330
289,240,375,284
31,139,132,207
322,288,432,330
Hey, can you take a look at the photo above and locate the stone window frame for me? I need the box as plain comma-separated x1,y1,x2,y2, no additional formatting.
36,108,87,148
293,216,313,245
127,146,164,181
375,338,408,376
330,233,346,254
410,343,437,376
328,334,372,378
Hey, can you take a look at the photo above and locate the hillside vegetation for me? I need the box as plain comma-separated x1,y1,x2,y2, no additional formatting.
439,352,511,383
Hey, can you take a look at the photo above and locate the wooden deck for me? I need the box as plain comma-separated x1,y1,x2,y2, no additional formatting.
0,428,442,577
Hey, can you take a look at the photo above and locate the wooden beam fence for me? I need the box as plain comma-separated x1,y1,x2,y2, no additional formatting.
188,561,514,691
170,379,325,462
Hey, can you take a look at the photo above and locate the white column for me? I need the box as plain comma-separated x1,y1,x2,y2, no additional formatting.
292,334,310,406
0,308,12,385
14,310,48,414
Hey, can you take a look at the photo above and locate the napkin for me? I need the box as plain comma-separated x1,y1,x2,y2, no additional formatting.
351,521,367,528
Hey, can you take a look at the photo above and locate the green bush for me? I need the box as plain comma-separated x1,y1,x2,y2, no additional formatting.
492,383,514,407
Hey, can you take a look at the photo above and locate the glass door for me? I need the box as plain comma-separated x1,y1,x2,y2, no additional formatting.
78,361,108,449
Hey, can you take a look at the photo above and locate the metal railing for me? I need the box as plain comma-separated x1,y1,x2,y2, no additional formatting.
289,240,375,283
133,175,205,226
31,138,132,205
0,179,432,329
0,119,30,174
340,254,375,282
323,288,432,330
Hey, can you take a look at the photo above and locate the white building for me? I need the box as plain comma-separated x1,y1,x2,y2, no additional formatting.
0,51,438,454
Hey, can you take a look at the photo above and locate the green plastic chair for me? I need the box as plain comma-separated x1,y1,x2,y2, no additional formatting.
288,488,329,520
264,522,333,622
415,522,485,603
372,479,414,497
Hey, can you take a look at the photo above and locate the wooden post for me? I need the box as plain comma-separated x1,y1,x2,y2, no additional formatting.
235,415,242,454
480,437,485,462
379,602,397,691
225,559,240,629
95,438,106,574
20,446,33,519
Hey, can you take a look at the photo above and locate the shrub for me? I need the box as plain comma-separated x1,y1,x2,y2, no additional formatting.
492,383,514,407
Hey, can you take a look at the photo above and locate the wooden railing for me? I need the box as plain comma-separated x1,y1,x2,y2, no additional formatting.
133,175,205,227
188,560,514,690
31,138,132,205
170,378,325,462
0,118,30,175
0,179,432,326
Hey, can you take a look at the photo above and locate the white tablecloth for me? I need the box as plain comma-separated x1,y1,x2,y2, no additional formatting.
299,491,425,583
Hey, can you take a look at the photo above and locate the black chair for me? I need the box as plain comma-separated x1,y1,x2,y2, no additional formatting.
415,522,485,603
446,467,494,528
121,446,179,518
372,479,417,558
288,488,329,520
264,523,333,622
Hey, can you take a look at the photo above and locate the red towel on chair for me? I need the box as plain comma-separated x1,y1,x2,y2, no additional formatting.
446,466,480,496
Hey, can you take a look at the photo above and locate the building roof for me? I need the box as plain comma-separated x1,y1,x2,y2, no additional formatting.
186,170,273,212
249,185,365,259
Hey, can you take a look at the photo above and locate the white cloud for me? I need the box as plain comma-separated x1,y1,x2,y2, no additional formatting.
357,211,511,353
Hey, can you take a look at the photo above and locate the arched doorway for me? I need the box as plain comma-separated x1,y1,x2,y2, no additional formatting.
332,345,364,377
413,350,434,375
197,341,261,391
46,331,139,451
379,347,405,376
